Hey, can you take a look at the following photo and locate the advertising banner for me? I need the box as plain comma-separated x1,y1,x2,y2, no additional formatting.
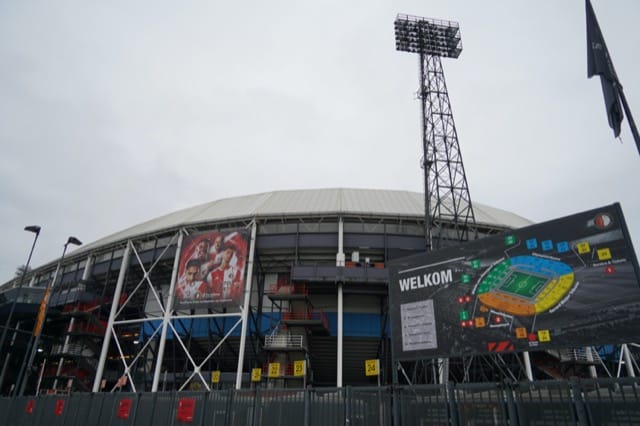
388,203,640,360
174,228,249,310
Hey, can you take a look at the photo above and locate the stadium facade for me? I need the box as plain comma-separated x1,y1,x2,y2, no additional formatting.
0,188,533,395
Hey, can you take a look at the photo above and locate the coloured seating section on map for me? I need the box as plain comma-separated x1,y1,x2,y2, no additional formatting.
477,255,575,316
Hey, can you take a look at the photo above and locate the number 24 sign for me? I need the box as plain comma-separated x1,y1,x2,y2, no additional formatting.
365,359,379,377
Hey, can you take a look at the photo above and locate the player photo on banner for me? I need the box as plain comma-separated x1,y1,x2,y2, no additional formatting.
174,228,250,310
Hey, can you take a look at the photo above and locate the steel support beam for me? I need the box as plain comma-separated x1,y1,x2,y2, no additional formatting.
93,244,131,392
152,232,184,391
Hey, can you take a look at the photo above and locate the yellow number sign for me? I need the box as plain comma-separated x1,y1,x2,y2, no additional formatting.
251,368,262,382
597,248,612,261
268,362,280,378
576,242,590,254
365,359,379,377
293,360,306,377
211,370,221,384
515,327,527,339
538,330,551,342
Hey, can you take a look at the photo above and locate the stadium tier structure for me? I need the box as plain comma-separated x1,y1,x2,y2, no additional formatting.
1,188,535,394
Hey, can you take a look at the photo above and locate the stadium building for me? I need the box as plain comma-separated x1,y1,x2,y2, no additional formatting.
0,188,533,395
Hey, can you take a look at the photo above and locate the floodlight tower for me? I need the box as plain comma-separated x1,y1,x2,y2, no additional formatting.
395,14,477,250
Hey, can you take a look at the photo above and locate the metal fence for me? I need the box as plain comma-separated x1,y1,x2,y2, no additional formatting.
1,378,638,425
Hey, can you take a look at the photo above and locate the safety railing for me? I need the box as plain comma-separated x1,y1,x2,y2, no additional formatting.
282,310,329,331
556,347,602,363
265,282,308,296
264,334,304,350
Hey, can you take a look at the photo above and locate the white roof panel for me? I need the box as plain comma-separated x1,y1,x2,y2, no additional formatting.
78,188,533,253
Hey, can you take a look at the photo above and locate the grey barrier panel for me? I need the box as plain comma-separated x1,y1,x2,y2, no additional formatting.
202,390,231,426
6,380,640,426
24,397,48,426
5,397,30,426
53,396,73,426
0,397,10,419
228,389,258,426
29,396,70,426
83,391,108,425
22,397,52,426
134,393,177,426
169,391,206,426
349,386,392,426
1,398,16,426
133,393,159,426
63,393,94,426
94,392,140,426
260,389,306,426
581,377,640,426
96,392,122,426
395,384,452,426
455,382,511,426
512,380,580,426
309,388,345,426
151,393,176,426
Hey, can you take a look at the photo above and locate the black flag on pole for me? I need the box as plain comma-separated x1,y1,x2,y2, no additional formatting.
586,0,623,137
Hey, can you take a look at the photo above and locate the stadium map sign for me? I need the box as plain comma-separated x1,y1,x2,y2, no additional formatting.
388,203,640,360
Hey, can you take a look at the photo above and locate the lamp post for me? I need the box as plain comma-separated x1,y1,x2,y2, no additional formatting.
0,226,41,394
16,236,82,396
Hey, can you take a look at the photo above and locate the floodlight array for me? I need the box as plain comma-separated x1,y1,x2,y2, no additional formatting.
394,14,462,58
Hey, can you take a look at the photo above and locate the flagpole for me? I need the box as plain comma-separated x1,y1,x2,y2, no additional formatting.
586,0,640,157
616,84,640,157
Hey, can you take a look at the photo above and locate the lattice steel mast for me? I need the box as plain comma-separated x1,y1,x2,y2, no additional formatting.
395,14,477,250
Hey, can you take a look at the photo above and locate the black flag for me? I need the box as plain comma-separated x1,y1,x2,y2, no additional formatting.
586,0,623,137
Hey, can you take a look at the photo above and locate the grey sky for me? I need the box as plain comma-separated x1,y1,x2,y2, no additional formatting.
1,1,639,280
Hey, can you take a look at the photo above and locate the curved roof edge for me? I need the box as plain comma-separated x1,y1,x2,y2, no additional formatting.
77,188,533,255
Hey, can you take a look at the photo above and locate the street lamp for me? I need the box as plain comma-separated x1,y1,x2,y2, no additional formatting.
0,226,41,394
16,235,82,396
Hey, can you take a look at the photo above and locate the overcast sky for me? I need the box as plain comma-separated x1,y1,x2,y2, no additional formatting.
1,1,639,281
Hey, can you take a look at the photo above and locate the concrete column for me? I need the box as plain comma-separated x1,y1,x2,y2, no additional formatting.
337,218,344,388
235,222,258,389
522,351,534,381
585,346,598,378
623,344,636,378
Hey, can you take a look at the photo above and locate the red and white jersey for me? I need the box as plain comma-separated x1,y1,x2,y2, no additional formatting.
207,265,243,299
210,231,244,268
176,279,204,300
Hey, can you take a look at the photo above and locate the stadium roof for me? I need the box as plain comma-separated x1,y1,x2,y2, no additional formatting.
78,188,533,254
